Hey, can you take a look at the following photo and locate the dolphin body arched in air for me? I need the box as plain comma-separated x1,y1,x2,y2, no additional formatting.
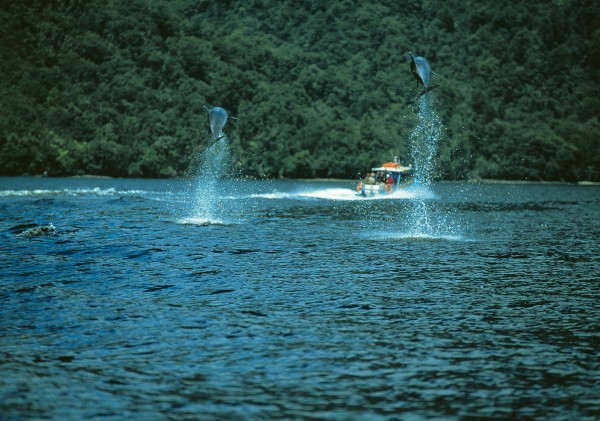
409,52,437,96
204,106,228,142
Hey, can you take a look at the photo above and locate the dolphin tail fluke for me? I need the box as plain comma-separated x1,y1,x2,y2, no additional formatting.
206,135,226,150
417,85,439,98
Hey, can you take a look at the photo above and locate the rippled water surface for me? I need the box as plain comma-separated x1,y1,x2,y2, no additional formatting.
1,177,599,420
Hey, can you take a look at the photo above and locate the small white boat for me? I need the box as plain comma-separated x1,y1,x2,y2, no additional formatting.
356,161,414,197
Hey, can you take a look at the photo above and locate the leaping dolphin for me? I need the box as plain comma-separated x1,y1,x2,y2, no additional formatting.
409,52,437,96
204,106,228,141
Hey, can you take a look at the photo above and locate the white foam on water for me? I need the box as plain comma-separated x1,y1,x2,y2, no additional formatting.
247,186,437,202
249,192,293,200
16,222,58,238
366,229,471,242
0,189,60,196
0,188,156,197
294,188,359,201
176,216,229,226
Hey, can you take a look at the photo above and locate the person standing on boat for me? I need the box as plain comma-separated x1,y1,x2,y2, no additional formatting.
385,173,394,193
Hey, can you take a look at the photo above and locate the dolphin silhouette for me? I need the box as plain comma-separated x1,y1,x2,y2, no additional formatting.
204,106,228,141
409,52,437,96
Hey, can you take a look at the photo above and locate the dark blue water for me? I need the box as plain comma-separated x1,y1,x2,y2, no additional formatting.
1,177,599,420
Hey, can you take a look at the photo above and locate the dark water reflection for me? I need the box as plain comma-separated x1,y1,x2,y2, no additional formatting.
1,177,599,420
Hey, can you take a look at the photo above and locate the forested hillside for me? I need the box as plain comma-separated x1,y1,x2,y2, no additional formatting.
1,0,599,180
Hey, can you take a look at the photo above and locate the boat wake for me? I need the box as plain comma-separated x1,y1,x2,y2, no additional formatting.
249,188,358,201
249,186,436,201
0,188,155,197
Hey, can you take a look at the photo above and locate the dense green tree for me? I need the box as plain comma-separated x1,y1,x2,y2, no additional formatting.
0,0,598,180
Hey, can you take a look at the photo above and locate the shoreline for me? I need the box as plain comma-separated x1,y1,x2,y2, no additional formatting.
464,178,600,186
1,174,598,186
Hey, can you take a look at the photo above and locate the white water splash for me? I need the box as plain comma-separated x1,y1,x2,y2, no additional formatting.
368,229,469,242
410,95,442,187
403,94,463,240
182,137,232,225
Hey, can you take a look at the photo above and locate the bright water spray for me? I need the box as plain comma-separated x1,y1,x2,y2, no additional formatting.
190,137,230,225
182,107,232,225
406,94,461,240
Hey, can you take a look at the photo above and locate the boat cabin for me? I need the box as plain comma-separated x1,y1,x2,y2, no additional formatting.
357,161,414,197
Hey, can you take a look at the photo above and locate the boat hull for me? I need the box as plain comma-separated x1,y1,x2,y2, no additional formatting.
356,161,415,197
357,182,412,197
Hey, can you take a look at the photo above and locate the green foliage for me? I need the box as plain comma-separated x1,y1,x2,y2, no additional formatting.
0,0,599,180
